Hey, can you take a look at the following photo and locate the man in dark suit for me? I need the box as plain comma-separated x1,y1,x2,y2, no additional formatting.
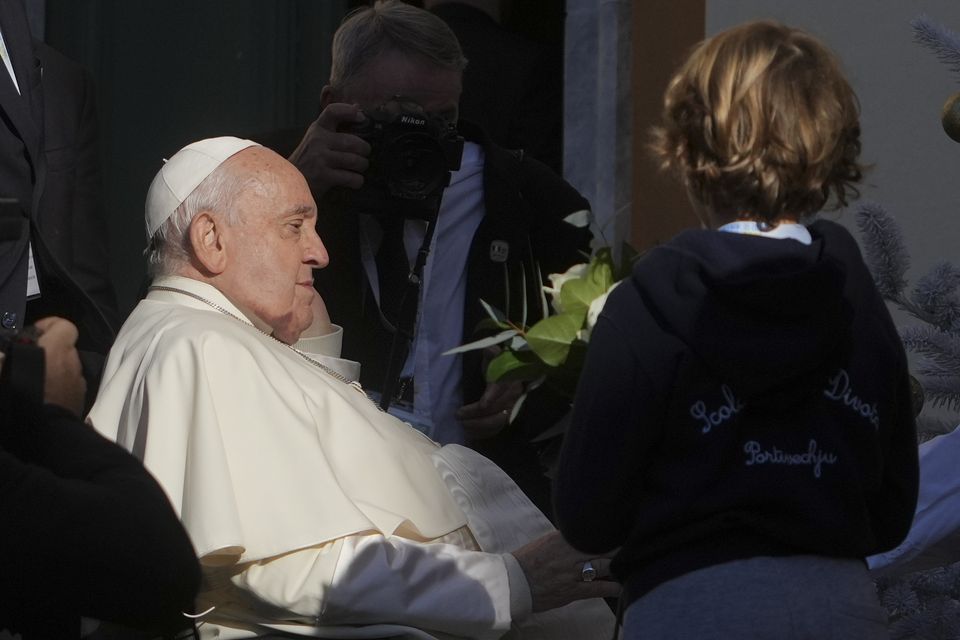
0,0,117,389
289,0,590,516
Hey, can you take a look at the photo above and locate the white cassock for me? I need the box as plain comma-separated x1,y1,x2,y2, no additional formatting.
868,424,960,578
88,275,614,640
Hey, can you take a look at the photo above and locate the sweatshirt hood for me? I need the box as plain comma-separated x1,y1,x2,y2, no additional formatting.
631,223,853,405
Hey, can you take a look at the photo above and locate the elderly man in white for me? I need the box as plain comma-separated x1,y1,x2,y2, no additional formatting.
88,137,617,639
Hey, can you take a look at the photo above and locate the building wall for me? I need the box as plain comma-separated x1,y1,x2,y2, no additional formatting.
45,0,346,316
708,2,960,307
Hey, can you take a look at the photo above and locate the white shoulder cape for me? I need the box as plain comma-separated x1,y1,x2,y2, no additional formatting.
89,276,467,565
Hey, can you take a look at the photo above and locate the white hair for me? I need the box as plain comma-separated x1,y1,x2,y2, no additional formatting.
145,161,260,277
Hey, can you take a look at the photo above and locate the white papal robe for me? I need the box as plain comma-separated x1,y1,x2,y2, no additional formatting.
88,276,614,640
868,424,960,577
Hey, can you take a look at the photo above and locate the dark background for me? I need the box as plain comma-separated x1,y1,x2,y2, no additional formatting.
42,0,564,318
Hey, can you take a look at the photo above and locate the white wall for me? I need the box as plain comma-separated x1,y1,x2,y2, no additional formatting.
564,0,633,250
709,1,960,323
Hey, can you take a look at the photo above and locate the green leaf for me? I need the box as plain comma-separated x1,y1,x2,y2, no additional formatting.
443,329,518,356
535,263,549,319
556,250,617,317
526,313,582,366
616,242,644,280
559,277,603,319
509,335,529,350
473,317,510,334
478,299,508,325
508,391,528,423
588,248,616,291
520,266,528,328
486,350,547,382
562,209,592,228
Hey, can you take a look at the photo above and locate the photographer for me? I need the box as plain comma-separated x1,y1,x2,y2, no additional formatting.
289,0,591,515
0,317,199,638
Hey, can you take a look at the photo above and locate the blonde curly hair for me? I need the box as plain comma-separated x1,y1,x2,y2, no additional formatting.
650,20,863,224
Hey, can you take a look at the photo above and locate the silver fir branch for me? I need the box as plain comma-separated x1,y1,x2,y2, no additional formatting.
913,14,960,80
855,203,910,299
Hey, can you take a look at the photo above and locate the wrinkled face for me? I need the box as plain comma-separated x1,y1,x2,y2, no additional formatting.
219,148,328,338
334,50,462,123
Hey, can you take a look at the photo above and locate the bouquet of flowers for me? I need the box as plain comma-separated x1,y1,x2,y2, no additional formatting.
446,240,638,466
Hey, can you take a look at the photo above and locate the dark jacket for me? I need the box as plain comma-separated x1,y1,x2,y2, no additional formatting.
555,220,919,606
0,346,200,638
0,0,117,356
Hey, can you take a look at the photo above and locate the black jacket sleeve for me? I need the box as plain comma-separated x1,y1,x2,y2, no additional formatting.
0,393,199,633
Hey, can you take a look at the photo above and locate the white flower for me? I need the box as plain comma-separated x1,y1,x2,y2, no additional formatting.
543,263,589,313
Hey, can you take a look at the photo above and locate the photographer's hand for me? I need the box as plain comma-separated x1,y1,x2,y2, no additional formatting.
457,347,524,440
458,380,524,440
34,317,86,417
272,288,334,345
289,103,371,197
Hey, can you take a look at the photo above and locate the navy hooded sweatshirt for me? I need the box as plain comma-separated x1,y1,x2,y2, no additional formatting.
554,219,919,606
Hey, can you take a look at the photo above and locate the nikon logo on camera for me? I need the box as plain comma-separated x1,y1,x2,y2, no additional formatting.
326,103,464,218
400,115,426,127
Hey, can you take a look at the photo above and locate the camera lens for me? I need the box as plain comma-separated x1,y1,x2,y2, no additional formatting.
382,132,448,200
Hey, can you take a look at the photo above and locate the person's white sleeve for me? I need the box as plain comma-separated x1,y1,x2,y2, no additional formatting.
868,424,960,577
503,551,534,618
233,533,532,639
294,324,344,356
294,324,361,382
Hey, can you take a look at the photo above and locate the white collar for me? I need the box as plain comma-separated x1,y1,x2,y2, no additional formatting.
718,220,812,245
148,275,265,331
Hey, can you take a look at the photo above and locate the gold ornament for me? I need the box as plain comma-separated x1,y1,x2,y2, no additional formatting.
941,93,960,142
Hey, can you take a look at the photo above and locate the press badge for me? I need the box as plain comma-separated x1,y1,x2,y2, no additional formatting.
489,240,509,263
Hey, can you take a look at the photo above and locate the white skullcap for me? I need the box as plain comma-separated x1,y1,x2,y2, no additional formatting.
144,136,261,239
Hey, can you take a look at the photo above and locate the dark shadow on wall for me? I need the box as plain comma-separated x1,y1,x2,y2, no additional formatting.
45,0,348,319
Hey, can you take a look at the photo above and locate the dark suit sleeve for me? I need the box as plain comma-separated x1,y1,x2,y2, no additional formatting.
39,44,120,331
476,138,593,308
0,396,199,630
70,65,118,328
519,153,593,278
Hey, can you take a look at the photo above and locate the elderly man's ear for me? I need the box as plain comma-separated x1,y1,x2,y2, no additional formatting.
189,211,229,275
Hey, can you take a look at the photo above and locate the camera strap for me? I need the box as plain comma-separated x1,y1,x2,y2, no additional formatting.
375,216,411,326
378,209,441,412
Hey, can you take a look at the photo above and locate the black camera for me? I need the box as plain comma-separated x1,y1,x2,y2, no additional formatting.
327,102,464,220
0,326,39,388
0,326,38,356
